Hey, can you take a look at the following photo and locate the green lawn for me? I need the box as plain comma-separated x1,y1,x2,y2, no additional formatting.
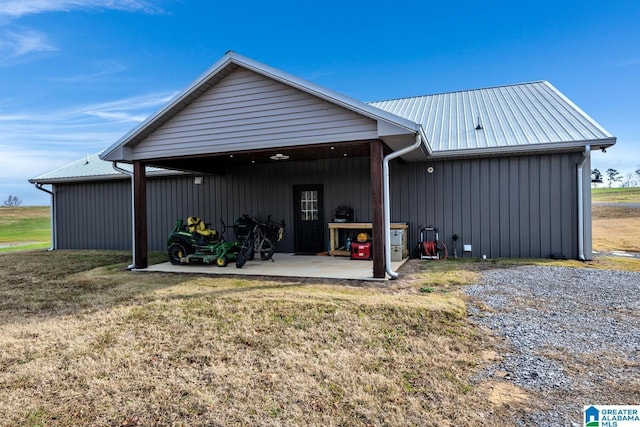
0,206,50,251
592,186,640,203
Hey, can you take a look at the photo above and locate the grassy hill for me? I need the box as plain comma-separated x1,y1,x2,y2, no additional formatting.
592,186,640,203
0,206,50,251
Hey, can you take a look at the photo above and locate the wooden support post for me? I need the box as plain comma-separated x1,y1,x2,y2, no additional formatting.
370,140,385,278
133,161,148,269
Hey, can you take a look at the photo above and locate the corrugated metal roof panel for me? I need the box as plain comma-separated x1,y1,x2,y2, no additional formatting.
369,81,614,153
29,153,179,183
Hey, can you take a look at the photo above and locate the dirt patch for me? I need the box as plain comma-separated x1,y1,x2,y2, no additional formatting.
486,382,530,406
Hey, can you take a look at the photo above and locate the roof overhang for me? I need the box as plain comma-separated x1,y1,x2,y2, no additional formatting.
28,169,185,185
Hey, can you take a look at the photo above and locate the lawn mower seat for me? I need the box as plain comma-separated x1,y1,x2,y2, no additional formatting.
187,216,218,240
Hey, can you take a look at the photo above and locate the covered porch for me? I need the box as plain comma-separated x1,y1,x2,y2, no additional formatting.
100,52,429,279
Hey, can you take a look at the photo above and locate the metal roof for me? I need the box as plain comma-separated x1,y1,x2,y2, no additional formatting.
369,81,615,156
29,153,182,184
31,78,617,184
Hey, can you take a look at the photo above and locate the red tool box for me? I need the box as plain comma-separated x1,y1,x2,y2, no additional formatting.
351,242,372,260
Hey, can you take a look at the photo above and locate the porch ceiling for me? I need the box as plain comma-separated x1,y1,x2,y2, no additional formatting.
144,140,380,174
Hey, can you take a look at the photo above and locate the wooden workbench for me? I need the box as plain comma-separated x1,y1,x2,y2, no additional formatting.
328,222,408,257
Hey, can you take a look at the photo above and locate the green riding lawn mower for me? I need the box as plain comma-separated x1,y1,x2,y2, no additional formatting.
167,216,241,267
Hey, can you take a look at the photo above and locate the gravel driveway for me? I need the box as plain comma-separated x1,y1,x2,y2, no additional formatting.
464,265,640,426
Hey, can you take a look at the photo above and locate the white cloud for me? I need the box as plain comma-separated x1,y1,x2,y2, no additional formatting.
77,91,177,124
51,59,129,82
0,29,57,58
0,90,177,164
0,0,162,17
0,147,82,205
0,90,175,205
0,145,78,179
83,110,148,122
0,113,29,120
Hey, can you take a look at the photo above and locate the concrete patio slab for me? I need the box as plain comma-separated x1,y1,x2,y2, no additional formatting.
143,253,408,281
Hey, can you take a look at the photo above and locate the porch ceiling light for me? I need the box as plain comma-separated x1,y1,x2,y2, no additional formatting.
270,153,289,160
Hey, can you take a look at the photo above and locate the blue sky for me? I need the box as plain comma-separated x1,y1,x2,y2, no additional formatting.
1,0,639,205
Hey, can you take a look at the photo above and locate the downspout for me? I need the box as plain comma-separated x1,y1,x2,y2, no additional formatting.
34,183,56,251
383,134,423,279
577,145,590,261
112,162,136,270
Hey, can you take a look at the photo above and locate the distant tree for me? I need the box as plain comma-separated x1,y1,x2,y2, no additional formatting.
3,195,22,207
591,168,603,187
606,168,622,188
621,173,636,188
636,165,640,183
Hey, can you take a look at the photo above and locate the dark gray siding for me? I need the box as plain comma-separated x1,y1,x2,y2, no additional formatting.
55,180,131,250
54,152,584,259
390,152,582,259
55,157,371,252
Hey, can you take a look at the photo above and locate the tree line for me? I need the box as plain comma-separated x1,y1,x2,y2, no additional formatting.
2,195,22,207
591,166,640,188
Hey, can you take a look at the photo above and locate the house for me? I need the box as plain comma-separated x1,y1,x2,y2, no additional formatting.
30,51,616,278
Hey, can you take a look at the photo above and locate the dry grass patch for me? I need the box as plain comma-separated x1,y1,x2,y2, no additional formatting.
0,250,531,426
592,205,640,253
0,206,50,222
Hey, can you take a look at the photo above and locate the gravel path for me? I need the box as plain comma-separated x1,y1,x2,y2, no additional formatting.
464,265,640,426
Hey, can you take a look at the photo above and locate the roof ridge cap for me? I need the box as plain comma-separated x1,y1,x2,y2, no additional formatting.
369,80,548,104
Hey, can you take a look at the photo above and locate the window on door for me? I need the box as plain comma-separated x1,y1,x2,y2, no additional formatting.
300,190,318,221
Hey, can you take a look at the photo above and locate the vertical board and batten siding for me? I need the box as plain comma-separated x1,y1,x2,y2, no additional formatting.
55,180,131,250
53,152,586,260
389,151,583,259
131,68,379,159
54,157,370,252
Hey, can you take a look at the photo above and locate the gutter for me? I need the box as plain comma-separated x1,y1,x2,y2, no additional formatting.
112,162,136,270
34,183,57,251
427,138,615,160
383,134,423,279
576,145,590,261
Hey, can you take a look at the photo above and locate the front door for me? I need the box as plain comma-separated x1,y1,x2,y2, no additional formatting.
293,185,324,254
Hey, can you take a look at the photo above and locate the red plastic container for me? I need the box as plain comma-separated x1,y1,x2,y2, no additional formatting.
351,242,372,260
